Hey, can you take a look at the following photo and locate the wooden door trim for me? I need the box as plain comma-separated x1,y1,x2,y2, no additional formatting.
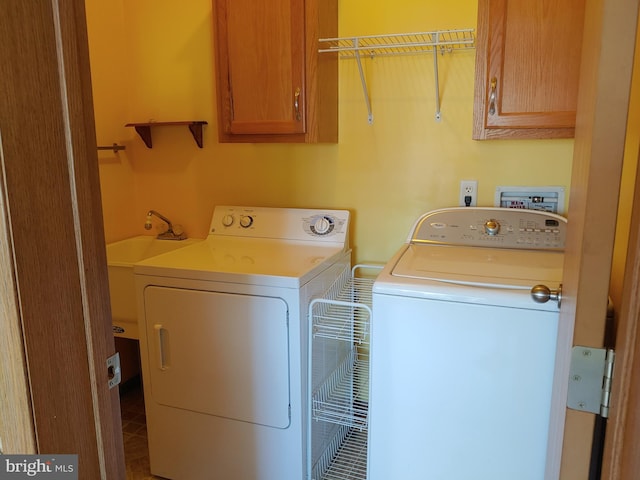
557,0,639,478
0,135,36,454
0,1,125,477
601,148,640,478
55,1,126,477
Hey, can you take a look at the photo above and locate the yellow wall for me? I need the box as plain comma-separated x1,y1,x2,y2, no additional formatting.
85,0,136,241
87,0,575,266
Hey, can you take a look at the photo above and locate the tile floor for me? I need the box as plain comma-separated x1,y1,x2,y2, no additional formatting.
120,379,165,480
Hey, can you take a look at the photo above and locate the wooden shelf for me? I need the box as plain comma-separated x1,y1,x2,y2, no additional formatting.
125,121,208,148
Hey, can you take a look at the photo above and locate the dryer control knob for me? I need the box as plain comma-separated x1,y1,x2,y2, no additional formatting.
240,215,254,228
484,219,500,236
311,216,334,235
222,214,234,227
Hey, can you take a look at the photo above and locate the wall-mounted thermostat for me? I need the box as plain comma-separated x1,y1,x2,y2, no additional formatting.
494,186,566,215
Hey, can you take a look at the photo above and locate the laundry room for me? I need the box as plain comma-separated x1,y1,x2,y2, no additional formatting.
89,0,580,261
87,0,639,310
81,0,640,479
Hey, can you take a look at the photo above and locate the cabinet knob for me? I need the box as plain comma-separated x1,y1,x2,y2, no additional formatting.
294,87,301,121
489,77,497,116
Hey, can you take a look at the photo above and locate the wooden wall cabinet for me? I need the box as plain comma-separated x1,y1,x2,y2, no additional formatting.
213,0,338,143
473,0,585,140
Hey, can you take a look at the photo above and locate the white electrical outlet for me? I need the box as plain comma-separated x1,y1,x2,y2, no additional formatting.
459,180,478,207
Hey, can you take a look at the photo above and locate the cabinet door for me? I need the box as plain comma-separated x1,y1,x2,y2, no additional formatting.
473,0,585,140
215,0,306,137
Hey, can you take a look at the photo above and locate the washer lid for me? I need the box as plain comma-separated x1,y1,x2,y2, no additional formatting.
392,243,563,288
134,236,347,288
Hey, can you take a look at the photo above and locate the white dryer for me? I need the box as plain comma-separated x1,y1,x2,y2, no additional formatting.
134,206,351,480
368,207,568,480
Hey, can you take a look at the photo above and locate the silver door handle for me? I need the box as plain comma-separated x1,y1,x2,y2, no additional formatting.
531,284,562,308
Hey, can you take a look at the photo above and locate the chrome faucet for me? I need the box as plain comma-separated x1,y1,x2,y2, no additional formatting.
145,210,187,240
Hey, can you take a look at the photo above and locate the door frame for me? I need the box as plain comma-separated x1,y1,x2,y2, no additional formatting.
0,1,125,477
560,0,640,478
601,160,640,477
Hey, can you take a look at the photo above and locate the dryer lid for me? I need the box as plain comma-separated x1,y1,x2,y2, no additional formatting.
392,243,563,289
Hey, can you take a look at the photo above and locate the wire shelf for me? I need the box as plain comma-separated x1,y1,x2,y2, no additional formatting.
318,28,475,123
311,302,371,344
319,29,475,58
310,265,379,344
308,263,381,480
313,349,369,429
313,427,368,480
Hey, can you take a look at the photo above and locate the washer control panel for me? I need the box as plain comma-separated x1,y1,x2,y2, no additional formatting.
209,206,350,244
411,207,567,250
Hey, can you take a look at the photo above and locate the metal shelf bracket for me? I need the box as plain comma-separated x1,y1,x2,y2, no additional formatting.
319,29,475,123
353,38,374,125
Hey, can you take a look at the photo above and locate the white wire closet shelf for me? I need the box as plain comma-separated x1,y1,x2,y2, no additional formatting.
308,264,382,480
316,427,368,480
312,349,369,429
319,29,475,123
319,29,475,57
311,275,374,344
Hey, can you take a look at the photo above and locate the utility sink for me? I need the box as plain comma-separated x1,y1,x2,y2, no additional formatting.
106,235,201,339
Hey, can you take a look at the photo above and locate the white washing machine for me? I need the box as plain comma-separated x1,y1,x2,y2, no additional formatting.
134,206,351,480
368,207,568,480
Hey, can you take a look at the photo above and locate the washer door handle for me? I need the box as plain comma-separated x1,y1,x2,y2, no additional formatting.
531,284,562,308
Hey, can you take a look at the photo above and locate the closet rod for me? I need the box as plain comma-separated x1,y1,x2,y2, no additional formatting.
97,143,126,153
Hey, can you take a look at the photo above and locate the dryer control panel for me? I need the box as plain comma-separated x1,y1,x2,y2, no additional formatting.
209,206,350,245
410,207,567,250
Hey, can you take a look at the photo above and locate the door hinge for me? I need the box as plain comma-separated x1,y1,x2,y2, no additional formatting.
107,352,121,390
567,346,615,418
